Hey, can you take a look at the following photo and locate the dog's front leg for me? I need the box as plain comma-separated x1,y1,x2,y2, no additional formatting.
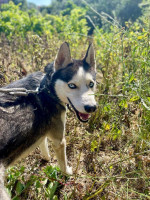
0,164,10,200
52,137,72,175
39,137,50,161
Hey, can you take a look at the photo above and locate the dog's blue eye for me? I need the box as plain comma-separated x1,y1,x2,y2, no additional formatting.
89,82,94,88
68,83,77,89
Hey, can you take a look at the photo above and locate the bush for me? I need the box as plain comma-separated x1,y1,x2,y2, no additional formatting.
0,2,88,38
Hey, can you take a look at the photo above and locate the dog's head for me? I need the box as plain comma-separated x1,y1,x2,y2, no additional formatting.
51,42,97,122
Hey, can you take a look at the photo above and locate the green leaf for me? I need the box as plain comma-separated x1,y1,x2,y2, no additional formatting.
49,182,59,199
91,140,98,152
130,96,140,102
35,180,41,188
16,181,24,195
129,74,135,83
53,195,58,200
45,182,59,199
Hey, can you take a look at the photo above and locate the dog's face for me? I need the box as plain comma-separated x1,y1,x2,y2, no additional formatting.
52,42,97,122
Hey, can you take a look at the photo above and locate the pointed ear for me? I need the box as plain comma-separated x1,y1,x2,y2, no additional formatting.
54,42,72,71
84,43,96,70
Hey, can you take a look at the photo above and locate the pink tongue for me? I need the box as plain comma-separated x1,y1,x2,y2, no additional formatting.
79,112,90,120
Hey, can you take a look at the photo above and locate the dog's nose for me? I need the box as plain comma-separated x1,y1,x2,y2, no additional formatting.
84,105,97,113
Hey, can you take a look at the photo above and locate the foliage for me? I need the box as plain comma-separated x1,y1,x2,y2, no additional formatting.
12,0,27,10
91,16,150,144
0,2,88,38
10,0,150,33
0,2,51,37
6,165,64,199
44,6,88,39
46,0,148,32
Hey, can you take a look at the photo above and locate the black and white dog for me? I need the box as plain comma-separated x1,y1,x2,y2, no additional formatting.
0,42,97,199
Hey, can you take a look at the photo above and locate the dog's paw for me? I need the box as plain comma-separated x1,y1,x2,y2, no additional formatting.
41,155,50,162
62,166,72,175
66,166,73,175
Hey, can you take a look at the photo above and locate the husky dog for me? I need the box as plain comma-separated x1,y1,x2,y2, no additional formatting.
0,42,97,199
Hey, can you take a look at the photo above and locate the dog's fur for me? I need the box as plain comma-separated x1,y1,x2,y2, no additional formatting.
0,42,97,199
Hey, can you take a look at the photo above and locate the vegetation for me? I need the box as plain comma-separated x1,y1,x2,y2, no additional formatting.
11,0,148,33
0,2,88,38
0,1,150,199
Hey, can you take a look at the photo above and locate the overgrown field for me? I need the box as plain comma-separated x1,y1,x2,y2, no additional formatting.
0,2,150,200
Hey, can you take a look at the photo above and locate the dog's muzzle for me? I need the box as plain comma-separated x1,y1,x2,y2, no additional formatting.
67,98,97,123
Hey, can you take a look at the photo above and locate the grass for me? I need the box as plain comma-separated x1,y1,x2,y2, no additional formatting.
0,16,150,199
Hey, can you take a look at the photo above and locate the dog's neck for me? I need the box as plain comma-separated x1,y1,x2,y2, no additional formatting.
39,73,66,110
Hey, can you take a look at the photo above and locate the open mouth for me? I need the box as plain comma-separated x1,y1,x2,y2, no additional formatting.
67,98,90,123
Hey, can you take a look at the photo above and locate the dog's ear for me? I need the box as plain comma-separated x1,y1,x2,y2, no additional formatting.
54,42,72,71
84,43,96,70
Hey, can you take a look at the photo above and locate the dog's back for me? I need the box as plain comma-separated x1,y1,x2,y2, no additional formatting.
4,71,44,90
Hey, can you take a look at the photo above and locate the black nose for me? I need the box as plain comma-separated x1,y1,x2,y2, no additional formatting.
84,105,97,113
